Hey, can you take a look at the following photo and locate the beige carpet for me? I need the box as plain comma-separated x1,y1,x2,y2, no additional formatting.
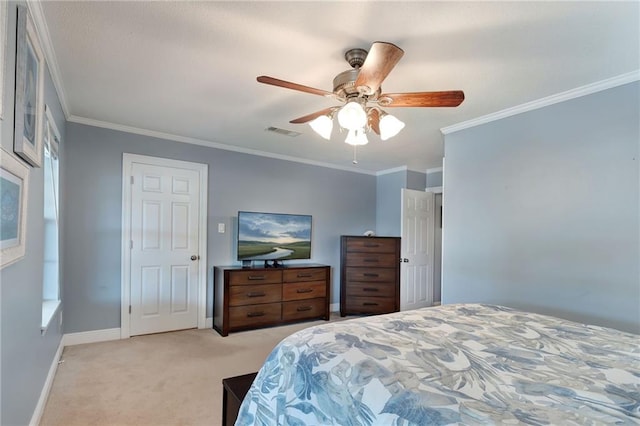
40,318,339,426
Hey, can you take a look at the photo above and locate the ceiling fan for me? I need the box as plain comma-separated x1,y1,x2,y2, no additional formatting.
257,41,465,148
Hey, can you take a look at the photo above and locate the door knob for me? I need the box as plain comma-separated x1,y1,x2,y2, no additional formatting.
403,258,409,263
190,255,200,261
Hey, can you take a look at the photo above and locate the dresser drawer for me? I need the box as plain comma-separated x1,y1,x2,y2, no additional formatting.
345,253,398,268
229,284,281,306
229,270,282,286
346,238,397,253
282,298,326,321
283,268,326,283
282,281,326,301
345,282,395,298
345,296,396,314
346,267,396,282
229,303,281,328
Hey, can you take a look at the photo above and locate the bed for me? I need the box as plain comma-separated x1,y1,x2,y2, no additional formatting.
236,304,640,425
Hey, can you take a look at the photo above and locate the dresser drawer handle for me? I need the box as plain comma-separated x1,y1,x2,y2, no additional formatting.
247,275,265,281
246,291,266,298
363,287,379,292
297,273,313,278
363,302,379,306
363,243,379,247
364,259,379,263
363,273,379,277
296,306,312,312
246,311,265,318
296,288,313,294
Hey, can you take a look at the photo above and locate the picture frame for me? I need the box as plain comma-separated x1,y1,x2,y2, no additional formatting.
13,5,44,167
1,147,30,269
0,1,7,120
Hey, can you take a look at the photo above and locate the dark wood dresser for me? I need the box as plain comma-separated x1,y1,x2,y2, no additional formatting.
340,236,400,316
214,264,330,336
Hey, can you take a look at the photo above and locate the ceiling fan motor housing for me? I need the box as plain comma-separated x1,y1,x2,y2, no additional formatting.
332,48,382,101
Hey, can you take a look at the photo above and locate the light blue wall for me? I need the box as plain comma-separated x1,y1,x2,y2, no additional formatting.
63,123,377,333
407,170,426,191
1,2,67,424
442,82,639,334
426,170,442,188
375,171,405,236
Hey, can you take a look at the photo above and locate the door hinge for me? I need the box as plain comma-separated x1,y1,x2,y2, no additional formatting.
130,240,133,249
129,305,132,314
130,176,134,185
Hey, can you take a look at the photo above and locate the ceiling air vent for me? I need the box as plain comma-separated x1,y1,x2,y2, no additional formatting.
265,126,302,137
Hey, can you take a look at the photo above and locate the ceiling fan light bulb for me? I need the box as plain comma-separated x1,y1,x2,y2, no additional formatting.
337,101,367,131
309,115,333,140
345,128,368,146
379,114,405,140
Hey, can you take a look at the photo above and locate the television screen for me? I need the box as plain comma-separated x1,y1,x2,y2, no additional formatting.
237,211,312,261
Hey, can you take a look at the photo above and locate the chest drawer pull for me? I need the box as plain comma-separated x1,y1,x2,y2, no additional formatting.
296,306,312,312
363,243,379,247
246,311,265,318
247,275,265,281
363,302,379,306
296,288,313,294
364,258,379,263
297,273,313,278
363,273,379,277
362,287,379,292
246,291,266,298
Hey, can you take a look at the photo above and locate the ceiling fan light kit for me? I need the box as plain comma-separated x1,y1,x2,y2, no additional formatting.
379,112,405,141
257,41,464,160
337,100,367,131
309,115,333,140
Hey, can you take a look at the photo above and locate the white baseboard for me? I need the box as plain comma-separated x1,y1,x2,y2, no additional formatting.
62,328,122,346
29,339,64,426
205,317,213,329
330,302,339,312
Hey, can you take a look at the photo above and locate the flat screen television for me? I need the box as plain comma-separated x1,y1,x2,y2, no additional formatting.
237,211,312,261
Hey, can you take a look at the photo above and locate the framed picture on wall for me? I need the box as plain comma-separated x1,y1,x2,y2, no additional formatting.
0,1,7,120
13,5,44,167
0,147,30,269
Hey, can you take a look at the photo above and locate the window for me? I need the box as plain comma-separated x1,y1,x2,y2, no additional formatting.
42,106,61,332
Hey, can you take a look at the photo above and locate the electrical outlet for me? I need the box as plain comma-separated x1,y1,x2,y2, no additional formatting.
218,223,225,233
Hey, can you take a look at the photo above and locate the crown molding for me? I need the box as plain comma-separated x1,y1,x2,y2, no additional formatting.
376,165,408,176
27,1,70,119
441,70,640,135
67,115,378,175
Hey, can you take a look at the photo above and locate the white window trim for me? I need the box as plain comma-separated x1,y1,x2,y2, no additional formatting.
41,105,61,334
41,300,61,334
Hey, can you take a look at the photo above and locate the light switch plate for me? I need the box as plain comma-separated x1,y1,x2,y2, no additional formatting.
218,223,225,233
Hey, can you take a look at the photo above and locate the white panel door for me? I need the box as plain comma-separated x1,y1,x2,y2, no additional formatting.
400,189,435,311
130,162,200,335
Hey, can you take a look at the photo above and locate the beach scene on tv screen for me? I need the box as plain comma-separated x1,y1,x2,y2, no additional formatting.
238,212,311,260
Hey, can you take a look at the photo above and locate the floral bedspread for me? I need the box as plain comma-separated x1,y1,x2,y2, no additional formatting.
236,304,640,425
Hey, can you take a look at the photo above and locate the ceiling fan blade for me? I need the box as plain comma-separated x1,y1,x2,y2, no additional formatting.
355,42,404,96
257,76,334,97
368,109,380,135
380,91,465,107
290,107,337,124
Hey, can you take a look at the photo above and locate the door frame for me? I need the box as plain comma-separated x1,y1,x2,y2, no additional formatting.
426,186,443,305
120,153,208,339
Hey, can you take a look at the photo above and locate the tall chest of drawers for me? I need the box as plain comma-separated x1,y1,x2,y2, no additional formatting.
340,236,400,316
214,264,330,336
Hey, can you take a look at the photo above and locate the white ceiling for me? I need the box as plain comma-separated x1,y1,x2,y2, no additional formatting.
38,1,639,174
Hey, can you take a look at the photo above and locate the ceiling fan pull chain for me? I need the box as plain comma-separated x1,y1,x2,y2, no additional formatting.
352,145,358,164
